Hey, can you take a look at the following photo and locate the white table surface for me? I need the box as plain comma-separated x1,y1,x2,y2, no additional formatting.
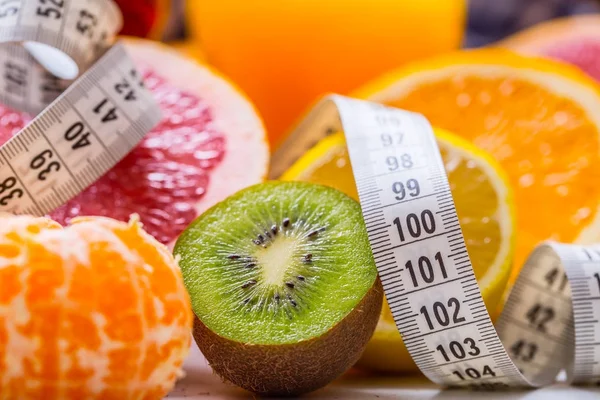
166,344,600,399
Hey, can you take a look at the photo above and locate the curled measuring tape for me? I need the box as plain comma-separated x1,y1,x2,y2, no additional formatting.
271,95,600,389
0,0,160,216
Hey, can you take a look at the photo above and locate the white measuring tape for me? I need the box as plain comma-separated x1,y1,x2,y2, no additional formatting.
0,0,160,217
271,95,600,389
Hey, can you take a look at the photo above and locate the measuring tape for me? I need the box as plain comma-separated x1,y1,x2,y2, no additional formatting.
270,95,600,389
0,0,160,217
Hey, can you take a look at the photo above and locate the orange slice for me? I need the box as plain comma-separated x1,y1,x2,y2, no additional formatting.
355,49,600,283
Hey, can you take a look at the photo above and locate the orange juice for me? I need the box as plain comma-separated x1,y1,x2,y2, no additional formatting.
187,0,467,147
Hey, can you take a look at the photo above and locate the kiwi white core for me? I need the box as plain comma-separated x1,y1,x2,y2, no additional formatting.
255,236,297,286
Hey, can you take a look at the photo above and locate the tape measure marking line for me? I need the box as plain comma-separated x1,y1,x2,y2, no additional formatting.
12,133,27,153
370,234,392,245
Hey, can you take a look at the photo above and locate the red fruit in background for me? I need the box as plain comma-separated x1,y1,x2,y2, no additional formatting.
113,0,169,38
500,14,600,81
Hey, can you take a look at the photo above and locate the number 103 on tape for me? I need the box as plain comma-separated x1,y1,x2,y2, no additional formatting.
271,95,600,390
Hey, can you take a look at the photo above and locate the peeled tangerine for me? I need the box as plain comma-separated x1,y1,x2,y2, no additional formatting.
0,215,192,399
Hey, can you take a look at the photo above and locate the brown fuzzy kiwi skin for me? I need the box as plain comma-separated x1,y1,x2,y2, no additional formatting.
193,278,383,397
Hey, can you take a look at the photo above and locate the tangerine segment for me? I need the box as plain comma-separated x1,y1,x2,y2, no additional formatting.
0,216,192,400
358,51,600,280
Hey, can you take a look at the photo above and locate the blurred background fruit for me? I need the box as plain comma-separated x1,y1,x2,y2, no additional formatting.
465,0,600,47
499,14,600,81
185,0,467,148
282,129,516,373
114,0,170,38
355,49,600,285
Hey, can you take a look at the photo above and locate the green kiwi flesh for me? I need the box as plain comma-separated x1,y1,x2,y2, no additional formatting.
174,181,382,395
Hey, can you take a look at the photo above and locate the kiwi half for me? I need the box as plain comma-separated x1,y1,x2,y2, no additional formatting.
174,181,383,396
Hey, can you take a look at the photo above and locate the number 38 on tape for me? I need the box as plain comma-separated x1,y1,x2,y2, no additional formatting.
271,95,600,390
0,0,160,216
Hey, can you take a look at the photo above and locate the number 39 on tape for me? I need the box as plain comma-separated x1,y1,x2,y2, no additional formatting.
271,95,600,390
0,0,160,216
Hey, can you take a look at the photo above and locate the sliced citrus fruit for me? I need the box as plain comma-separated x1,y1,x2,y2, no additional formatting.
499,15,600,81
0,215,192,398
355,49,600,284
0,38,269,245
281,128,515,373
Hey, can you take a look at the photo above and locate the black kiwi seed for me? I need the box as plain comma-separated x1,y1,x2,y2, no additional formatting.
242,280,257,289
283,217,290,227
289,297,297,307
303,253,312,262
245,262,257,269
271,225,278,235
274,293,281,301
297,275,305,281
257,234,265,243
227,254,241,260
308,227,325,238
253,239,261,245
285,282,295,289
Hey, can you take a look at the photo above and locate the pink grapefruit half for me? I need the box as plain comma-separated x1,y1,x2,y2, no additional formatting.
0,38,269,245
499,14,600,81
